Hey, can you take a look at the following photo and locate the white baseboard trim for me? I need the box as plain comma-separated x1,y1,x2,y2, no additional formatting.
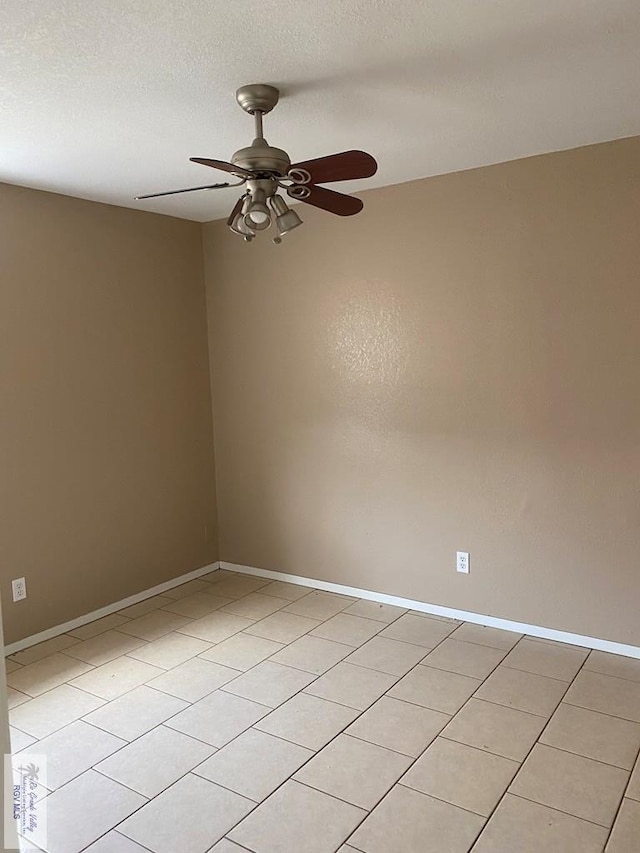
5,561,221,656
221,561,640,660
8,558,639,661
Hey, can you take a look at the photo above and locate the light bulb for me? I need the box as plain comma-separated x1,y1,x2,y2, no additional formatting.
245,207,271,230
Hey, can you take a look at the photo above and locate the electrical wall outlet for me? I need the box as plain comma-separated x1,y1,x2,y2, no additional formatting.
12,577,27,602
456,552,470,574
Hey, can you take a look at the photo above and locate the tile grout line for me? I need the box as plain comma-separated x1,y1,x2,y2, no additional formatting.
65,573,316,852
54,601,496,850
31,576,407,852
498,663,584,684
562,698,640,726
11,572,639,853
426,630,588,770
8,571,246,667
108,584,407,853
251,624,639,850
525,739,639,772
395,779,509,820
464,663,578,848
603,736,640,846
356,628,538,850
376,629,579,852
4,563,221,658
578,667,640,687
8,573,286,734
228,616,467,852
6,611,524,852
342,638,512,852
9,585,261,737
437,711,640,772
179,604,464,850
223,563,640,660
468,641,626,851
336,618,483,850
506,790,621,831
44,608,640,849
23,578,351,738
12,590,324,738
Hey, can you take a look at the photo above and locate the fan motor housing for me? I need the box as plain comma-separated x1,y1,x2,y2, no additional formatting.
232,139,291,177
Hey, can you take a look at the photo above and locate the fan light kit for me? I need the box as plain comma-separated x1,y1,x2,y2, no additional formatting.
136,84,378,244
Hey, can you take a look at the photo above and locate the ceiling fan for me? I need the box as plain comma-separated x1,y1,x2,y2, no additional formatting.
136,84,378,244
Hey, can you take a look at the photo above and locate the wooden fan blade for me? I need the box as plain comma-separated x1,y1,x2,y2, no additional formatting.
290,150,377,184
226,195,245,227
288,184,364,216
136,182,230,200
190,157,253,179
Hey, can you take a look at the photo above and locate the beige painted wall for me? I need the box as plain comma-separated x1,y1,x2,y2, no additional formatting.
1,184,218,645
204,136,640,646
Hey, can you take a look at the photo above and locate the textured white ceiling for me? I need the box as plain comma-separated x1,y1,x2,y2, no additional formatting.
2,0,640,222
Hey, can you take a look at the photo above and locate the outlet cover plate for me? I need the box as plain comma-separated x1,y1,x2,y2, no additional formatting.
456,552,470,574
12,577,27,602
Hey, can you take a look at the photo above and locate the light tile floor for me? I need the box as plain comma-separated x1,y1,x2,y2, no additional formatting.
6,568,640,852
